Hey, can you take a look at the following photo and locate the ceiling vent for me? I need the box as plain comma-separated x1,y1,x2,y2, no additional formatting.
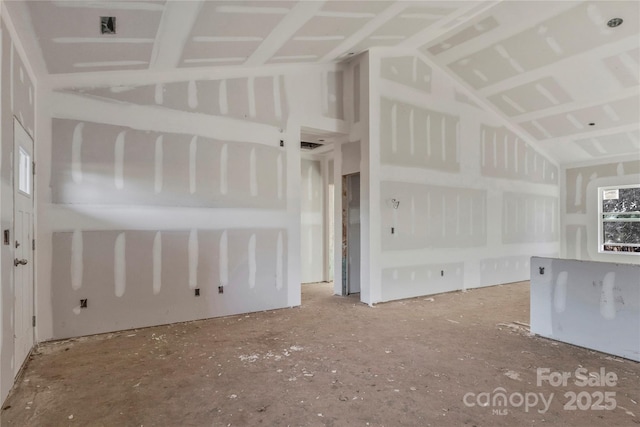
101,17,116,34
301,141,323,150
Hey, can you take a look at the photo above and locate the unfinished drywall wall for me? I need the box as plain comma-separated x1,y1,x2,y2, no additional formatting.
368,50,560,303
37,64,346,340
51,229,286,337
0,14,37,404
300,158,323,283
530,257,640,362
563,159,640,263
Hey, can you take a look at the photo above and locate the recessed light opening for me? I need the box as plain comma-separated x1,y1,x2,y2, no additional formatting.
607,18,623,28
101,16,116,34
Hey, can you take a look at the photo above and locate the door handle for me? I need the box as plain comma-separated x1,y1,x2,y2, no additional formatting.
14,258,28,266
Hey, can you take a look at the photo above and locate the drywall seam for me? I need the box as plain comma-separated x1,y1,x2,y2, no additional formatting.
70,229,82,290
380,165,559,197
219,230,228,287
188,228,198,289
114,233,126,297
152,231,161,295
189,136,197,194
114,131,125,189
51,91,281,145
46,205,291,231
154,135,163,193
71,122,83,183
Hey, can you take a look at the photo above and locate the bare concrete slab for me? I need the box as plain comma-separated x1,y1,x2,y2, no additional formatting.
2,282,639,426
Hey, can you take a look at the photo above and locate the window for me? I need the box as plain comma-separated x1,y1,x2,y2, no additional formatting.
599,184,640,253
18,147,31,195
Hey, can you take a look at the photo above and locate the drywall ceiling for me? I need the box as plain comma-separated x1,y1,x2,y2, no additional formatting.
420,0,640,164
4,0,640,165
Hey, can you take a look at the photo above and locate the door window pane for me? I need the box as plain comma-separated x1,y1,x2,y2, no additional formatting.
18,147,31,195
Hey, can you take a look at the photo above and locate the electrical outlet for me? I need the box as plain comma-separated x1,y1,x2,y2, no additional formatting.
80,299,88,308
440,270,444,277
391,227,395,234
218,286,224,294
195,288,200,296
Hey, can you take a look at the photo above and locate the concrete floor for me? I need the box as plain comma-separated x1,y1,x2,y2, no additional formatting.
1,282,639,426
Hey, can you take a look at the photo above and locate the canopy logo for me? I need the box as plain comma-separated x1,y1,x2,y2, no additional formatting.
462,367,618,416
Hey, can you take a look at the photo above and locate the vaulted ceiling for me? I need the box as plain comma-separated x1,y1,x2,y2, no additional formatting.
4,0,639,165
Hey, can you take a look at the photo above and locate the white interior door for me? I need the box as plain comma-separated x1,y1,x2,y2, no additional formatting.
13,118,34,376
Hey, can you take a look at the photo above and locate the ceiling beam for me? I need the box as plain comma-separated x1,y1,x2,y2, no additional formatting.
401,0,500,50
244,1,324,67
149,0,203,70
321,3,407,62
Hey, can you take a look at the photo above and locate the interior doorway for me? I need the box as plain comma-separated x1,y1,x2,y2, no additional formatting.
342,173,360,295
13,118,35,376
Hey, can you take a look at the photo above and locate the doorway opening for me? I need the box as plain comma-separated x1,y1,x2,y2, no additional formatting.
342,173,360,295
299,127,344,296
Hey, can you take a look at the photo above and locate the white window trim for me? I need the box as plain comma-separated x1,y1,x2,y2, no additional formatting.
597,183,640,255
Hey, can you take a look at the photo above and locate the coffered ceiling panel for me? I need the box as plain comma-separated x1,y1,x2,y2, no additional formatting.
25,0,165,74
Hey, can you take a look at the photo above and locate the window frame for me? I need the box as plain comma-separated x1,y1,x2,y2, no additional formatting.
598,183,640,254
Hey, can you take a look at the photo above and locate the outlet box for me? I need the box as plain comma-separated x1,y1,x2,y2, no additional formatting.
80,299,88,308
218,286,224,294
195,288,200,296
